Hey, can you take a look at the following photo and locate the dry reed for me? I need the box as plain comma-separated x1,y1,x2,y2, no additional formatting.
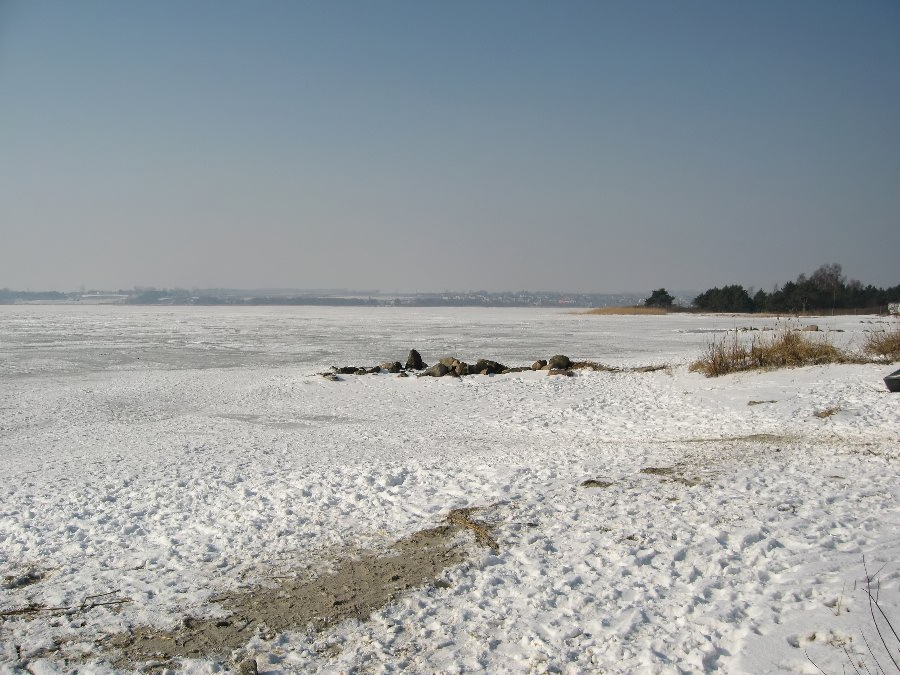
690,327,852,377
863,324,900,361
585,306,670,316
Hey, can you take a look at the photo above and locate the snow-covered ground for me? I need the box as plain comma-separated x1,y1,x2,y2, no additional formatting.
1,306,897,674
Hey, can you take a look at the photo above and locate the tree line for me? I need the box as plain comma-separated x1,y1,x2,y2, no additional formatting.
686,263,899,313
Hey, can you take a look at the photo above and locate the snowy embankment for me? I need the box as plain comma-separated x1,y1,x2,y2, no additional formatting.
0,307,898,673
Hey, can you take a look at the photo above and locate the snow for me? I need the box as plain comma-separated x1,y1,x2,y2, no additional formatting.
1,306,898,673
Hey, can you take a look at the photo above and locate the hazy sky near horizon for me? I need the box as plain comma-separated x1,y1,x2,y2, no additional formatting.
1,1,898,293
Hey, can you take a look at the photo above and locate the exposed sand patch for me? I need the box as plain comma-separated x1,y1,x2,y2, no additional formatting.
98,527,466,669
38,506,503,671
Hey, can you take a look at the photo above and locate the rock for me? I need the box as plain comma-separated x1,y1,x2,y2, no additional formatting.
472,359,507,375
366,367,381,374
801,325,820,332
406,349,425,370
379,361,403,373
439,357,461,368
321,373,341,381
423,363,450,377
532,359,547,370
236,658,258,675
397,371,409,377
354,368,367,375
455,362,470,376
547,354,571,370
337,366,360,375
548,368,573,376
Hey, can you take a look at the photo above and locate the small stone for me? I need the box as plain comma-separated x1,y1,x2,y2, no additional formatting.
236,657,258,675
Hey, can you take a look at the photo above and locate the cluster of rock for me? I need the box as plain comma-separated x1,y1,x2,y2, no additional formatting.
322,350,586,380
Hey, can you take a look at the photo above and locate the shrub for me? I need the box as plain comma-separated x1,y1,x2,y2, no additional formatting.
863,323,900,361
690,327,850,377
689,332,751,377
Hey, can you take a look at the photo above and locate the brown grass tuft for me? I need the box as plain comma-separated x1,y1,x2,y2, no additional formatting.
862,324,900,361
584,306,670,315
690,327,853,377
446,507,499,552
814,406,842,419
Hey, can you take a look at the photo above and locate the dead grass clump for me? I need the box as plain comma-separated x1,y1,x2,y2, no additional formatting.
446,507,500,553
863,325,900,361
751,329,847,369
689,332,751,377
690,328,851,377
569,361,620,372
585,306,669,315
814,406,842,419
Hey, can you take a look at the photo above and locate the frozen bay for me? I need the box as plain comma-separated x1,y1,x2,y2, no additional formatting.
1,306,898,673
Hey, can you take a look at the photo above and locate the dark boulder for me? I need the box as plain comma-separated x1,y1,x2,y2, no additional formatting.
423,363,450,377
548,355,571,370
406,349,425,370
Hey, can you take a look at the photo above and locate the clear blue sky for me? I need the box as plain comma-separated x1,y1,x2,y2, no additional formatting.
1,1,898,293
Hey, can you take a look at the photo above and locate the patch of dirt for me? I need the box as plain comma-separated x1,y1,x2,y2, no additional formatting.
680,433,795,444
640,467,700,487
580,479,614,489
3,568,45,590
446,506,501,553
96,525,468,669
814,406,841,419
34,505,511,671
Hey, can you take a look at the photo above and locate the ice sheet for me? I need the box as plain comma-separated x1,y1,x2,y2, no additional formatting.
1,306,897,673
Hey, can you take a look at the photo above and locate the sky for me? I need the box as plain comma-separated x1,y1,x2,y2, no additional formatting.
1,1,898,294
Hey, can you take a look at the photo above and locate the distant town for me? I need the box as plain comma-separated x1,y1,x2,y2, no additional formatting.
0,287,663,308
3,263,897,313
